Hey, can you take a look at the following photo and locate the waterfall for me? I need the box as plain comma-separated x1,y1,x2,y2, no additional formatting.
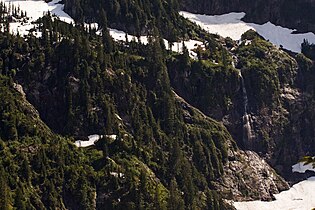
232,57,254,146
238,71,254,146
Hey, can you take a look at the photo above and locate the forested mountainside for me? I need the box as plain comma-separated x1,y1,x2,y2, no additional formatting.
0,0,315,209
169,30,315,180
63,0,315,35
0,5,291,209
179,0,315,34
63,0,195,41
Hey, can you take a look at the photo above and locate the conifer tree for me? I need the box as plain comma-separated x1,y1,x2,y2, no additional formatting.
0,165,10,210
14,187,26,210
168,178,184,210
21,157,31,182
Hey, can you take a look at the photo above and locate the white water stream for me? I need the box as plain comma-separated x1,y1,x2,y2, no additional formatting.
239,71,254,146
232,56,254,147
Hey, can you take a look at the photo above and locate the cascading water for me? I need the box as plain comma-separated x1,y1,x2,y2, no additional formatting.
238,71,254,145
232,56,254,147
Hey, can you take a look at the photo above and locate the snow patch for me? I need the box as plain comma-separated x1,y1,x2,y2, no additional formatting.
107,135,117,141
0,1,203,58
180,11,315,53
74,134,118,147
233,177,315,210
292,159,315,173
109,28,145,44
234,159,315,209
75,134,102,148
110,172,124,178
109,28,204,58
84,22,99,30
0,0,74,36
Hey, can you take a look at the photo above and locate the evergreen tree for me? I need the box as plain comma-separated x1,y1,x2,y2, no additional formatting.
168,178,185,210
20,156,31,182
14,187,26,210
0,165,10,210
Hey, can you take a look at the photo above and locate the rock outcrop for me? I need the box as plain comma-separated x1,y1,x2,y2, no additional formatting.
218,150,289,201
168,32,315,182
175,89,289,201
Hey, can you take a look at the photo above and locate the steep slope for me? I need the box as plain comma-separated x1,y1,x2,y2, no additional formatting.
0,41,228,209
174,92,289,201
0,75,98,209
168,30,315,181
0,6,291,208
2,0,315,209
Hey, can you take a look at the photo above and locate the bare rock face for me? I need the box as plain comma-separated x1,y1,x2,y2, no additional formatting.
180,0,315,33
13,82,26,98
175,89,289,202
216,150,289,201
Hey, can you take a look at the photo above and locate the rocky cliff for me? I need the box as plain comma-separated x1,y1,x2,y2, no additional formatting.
168,31,315,182
175,91,289,201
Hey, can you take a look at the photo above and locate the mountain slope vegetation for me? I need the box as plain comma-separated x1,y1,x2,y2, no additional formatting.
0,6,237,209
0,1,314,209
64,0,199,41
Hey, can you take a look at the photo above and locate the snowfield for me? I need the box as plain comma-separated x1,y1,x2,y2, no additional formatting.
234,160,315,210
234,177,315,210
0,0,74,36
3,1,315,53
1,0,204,57
180,11,315,53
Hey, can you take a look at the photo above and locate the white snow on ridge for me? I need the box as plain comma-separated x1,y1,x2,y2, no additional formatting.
0,0,74,36
4,1,315,53
234,176,315,210
109,28,147,44
180,11,315,53
47,0,73,24
109,28,204,58
0,1,203,57
168,39,204,58
180,12,252,41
